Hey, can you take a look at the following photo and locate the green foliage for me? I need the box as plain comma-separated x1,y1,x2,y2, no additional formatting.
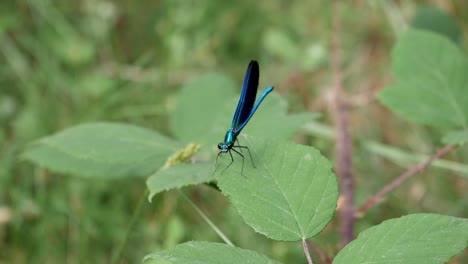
144,213,468,263
216,137,338,241
334,214,468,264
2,1,468,263
22,123,180,178
171,73,238,143
411,5,461,44
147,163,214,201
143,241,281,264
378,29,468,136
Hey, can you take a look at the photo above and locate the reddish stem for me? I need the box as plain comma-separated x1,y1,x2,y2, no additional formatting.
331,0,355,248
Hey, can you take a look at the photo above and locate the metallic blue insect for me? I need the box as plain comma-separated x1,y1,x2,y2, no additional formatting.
216,60,274,175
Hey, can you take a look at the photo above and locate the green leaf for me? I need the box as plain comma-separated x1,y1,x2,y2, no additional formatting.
143,241,281,264
442,129,468,145
241,94,318,140
171,73,237,143
411,5,461,44
215,136,338,241
378,29,468,130
172,72,315,148
22,122,180,178
147,163,214,201
333,214,468,264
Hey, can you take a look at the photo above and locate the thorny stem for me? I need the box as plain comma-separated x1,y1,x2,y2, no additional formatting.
331,0,355,248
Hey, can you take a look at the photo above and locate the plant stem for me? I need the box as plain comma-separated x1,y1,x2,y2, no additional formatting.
111,189,148,264
179,190,234,246
302,238,313,264
331,0,355,248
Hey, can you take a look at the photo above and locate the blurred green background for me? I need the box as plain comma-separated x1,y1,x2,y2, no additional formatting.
1,0,467,263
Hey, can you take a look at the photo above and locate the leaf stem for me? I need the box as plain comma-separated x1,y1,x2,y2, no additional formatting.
302,238,313,264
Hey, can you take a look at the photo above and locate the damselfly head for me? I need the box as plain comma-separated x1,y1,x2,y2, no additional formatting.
217,142,234,152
